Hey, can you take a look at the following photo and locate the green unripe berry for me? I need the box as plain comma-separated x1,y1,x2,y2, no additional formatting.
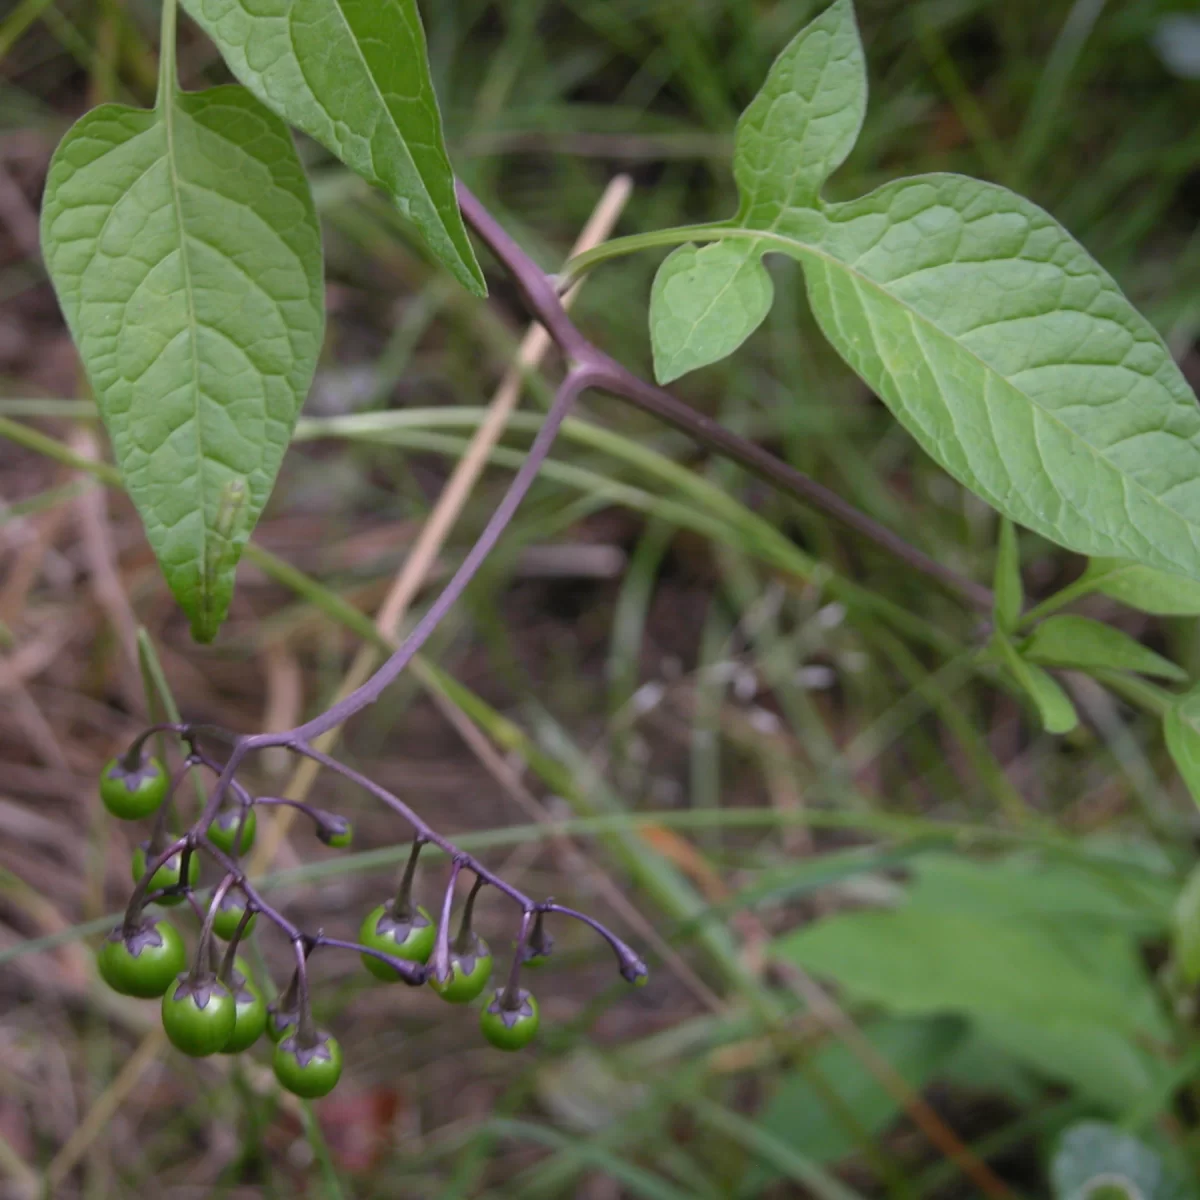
480,988,540,1051
221,967,267,1054
358,904,436,979
96,919,186,998
100,756,168,820
273,1031,343,1098
161,976,237,1057
429,933,493,1004
211,890,257,942
207,807,257,855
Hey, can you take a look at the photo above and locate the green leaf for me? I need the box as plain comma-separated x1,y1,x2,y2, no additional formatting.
740,1016,963,1194
1082,558,1200,616
1051,1122,1196,1200
975,1016,1163,1111
1164,683,1200,807
993,632,1079,733
733,0,865,215
775,906,1141,1032
1023,615,1186,681
803,175,1200,584
1171,864,1200,985
649,0,864,380
993,517,1023,633
906,852,1171,934
650,242,773,385
773,855,1172,1108
40,86,323,641
178,0,484,296
647,0,1200,583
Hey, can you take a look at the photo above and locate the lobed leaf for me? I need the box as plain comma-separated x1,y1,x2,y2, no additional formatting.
178,0,484,296
650,241,773,384
40,86,324,641
649,0,1200,585
649,0,863,379
1023,615,1185,681
733,0,865,220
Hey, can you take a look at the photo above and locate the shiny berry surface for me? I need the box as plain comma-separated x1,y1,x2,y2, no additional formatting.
211,890,257,942
221,968,267,1054
273,1031,343,1097
358,904,437,979
100,757,168,820
161,977,237,1057
96,919,186,998
207,807,257,855
480,988,540,1051
429,934,493,1004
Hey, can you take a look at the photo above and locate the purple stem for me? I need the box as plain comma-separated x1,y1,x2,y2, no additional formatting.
544,902,647,981
191,735,642,977
264,366,599,748
455,875,486,956
291,934,316,1047
453,180,992,613
121,835,189,938
501,909,534,1010
393,838,423,919
120,723,189,768
315,936,425,985
218,899,256,986
431,858,464,984
190,873,235,985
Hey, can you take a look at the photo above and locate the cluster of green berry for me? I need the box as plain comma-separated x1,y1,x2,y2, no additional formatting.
96,739,639,1096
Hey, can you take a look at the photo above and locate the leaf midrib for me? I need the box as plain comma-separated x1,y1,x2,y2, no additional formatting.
707,220,1200,558
160,92,210,623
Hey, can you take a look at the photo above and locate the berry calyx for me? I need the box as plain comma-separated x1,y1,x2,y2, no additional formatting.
358,904,437,980
211,890,257,942
207,807,256,855
429,933,493,1004
99,756,169,820
480,988,540,1051
273,1030,343,1098
161,975,237,1056
266,1000,300,1043
96,919,186,998
131,843,199,905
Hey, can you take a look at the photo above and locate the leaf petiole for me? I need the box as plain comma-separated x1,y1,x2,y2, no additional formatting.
155,0,177,109
561,223,733,284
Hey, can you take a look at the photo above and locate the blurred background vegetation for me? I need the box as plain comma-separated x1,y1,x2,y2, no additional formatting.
2,0,1200,1195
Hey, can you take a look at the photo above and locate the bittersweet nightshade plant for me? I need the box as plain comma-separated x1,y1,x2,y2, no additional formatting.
34,0,1200,1091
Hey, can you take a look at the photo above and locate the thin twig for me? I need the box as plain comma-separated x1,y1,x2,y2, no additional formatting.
250,174,632,868
453,181,992,612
